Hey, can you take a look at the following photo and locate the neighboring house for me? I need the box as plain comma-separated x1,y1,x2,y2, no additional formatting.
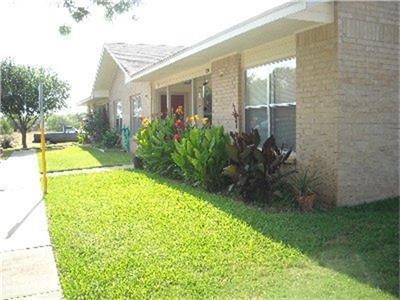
80,1,399,207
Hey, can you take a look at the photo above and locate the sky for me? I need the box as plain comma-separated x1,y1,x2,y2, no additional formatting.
0,0,287,114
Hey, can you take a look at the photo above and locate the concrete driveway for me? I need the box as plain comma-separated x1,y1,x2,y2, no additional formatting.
0,150,61,299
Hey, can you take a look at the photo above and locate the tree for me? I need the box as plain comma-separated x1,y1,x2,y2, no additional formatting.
0,59,70,148
60,0,140,35
46,113,84,132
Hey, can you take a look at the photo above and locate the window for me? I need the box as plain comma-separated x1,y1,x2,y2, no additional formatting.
245,58,296,149
115,101,123,131
131,95,142,134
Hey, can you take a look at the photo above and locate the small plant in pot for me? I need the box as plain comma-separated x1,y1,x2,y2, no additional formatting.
290,169,320,212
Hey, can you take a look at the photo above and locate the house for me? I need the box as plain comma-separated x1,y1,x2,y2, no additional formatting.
80,0,399,207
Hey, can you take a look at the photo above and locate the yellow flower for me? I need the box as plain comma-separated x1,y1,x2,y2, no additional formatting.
141,117,150,127
187,115,194,123
175,105,184,115
202,117,209,125
193,114,199,121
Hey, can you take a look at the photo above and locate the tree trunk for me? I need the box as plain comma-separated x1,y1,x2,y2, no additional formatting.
21,128,27,149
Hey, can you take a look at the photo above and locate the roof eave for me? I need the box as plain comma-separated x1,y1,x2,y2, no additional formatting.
126,1,312,83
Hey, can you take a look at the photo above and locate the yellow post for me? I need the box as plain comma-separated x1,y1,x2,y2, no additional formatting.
38,83,47,194
40,127,47,194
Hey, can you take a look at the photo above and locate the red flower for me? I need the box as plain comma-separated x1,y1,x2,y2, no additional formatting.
173,134,181,142
175,119,185,129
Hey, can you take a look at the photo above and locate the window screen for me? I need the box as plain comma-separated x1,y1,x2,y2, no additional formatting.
245,58,296,150
115,101,123,131
131,95,142,135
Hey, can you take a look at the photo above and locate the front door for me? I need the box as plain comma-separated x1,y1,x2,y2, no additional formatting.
160,94,184,117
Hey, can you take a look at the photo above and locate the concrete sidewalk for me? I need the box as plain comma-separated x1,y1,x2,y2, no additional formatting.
0,150,61,299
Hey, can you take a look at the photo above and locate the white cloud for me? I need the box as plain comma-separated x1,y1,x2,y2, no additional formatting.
0,0,286,113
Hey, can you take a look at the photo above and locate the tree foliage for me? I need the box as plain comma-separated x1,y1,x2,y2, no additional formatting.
0,59,70,148
46,113,84,132
60,0,140,35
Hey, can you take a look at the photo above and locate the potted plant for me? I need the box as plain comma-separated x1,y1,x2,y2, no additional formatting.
290,169,320,212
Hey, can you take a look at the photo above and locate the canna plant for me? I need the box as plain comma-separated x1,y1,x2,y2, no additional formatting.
172,126,229,191
136,116,179,177
223,129,293,202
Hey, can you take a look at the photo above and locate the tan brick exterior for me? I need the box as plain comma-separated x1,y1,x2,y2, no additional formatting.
109,69,152,130
296,1,399,206
104,69,152,151
211,54,241,132
88,1,399,206
296,23,340,206
336,1,399,205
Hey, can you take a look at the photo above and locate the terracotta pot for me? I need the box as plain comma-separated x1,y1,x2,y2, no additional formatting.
297,193,316,212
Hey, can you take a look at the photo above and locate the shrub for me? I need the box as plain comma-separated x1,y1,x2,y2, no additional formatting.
77,132,89,144
136,116,179,177
0,135,14,148
223,129,293,202
172,126,229,191
101,129,120,148
0,118,14,135
289,169,320,197
83,110,109,143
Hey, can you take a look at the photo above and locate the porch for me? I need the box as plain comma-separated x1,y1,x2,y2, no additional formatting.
152,75,212,122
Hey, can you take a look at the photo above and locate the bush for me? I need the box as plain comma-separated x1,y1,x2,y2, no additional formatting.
77,132,89,144
83,110,109,143
0,135,14,148
46,114,83,132
223,129,294,202
172,126,229,191
0,118,14,135
136,116,178,176
101,129,120,148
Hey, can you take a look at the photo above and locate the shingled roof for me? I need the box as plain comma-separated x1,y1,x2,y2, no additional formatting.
104,43,185,77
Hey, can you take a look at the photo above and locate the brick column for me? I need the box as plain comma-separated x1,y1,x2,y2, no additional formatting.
296,1,399,206
335,1,399,205
211,54,241,132
296,23,340,206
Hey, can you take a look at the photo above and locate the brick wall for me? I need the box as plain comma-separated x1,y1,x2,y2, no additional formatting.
296,1,399,206
336,1,399,205
296,23,340,206
211,54,241,132
109,69,152,151
109,69,151,129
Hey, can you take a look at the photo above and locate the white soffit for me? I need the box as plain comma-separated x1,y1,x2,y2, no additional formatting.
128,1,333,83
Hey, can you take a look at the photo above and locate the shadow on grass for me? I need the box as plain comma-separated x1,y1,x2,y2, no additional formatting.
136,170,399,296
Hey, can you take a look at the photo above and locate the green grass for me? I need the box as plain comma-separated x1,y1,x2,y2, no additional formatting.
38,145,132,172
45,170,399,299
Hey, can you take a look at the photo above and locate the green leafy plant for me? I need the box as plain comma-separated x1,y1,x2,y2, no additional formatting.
223,129,293,202
172,126,229,191
0,118,14,135
82,109,109,143
0,135,14,149
77,132,89,144
101,129,120,148
136,116,179,177
290,169,320,197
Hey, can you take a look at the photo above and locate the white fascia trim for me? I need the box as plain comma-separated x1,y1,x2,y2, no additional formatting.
78,97,91,106
90,47,107,95
91,45,131,95
126,1,308,84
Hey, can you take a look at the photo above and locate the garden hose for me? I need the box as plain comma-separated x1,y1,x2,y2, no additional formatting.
122,127,131,152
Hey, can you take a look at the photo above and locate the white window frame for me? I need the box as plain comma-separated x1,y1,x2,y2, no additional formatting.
130,94,142,135
115,100,123,131
244,57,296,147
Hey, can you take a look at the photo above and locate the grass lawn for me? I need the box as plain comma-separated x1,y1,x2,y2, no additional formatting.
45,170,399,299
38,145,132,172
